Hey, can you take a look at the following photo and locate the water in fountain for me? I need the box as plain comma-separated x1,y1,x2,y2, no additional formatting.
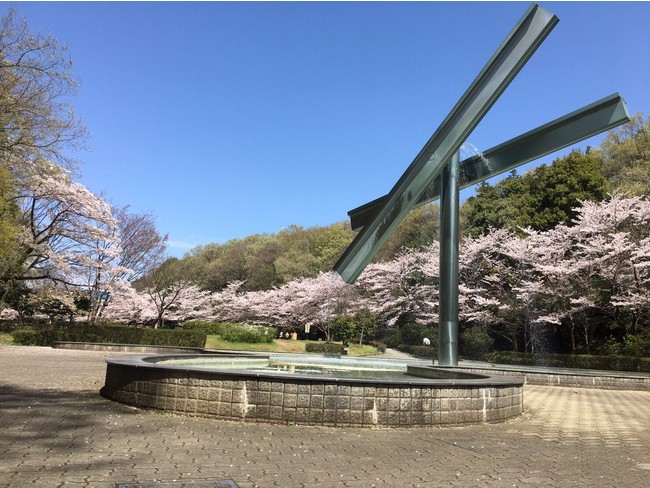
459,142,493,188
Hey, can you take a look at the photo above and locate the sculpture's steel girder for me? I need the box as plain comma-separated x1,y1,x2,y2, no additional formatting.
439,152,461,366
332,2,631,367
334,4,558,284
348,93,630,232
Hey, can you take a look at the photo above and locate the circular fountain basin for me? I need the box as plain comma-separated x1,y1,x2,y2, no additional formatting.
101,353,523,427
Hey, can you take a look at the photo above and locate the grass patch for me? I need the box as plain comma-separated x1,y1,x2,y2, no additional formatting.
0,332,13,345
205,336,306,353
205,336,380,356
351,344,381,356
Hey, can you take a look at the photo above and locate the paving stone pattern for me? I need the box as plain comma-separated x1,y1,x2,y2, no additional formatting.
1,346,650,487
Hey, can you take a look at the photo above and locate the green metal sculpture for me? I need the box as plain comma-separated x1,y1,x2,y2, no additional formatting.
333,3,630,366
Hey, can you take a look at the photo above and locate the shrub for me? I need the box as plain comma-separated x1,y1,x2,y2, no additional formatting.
12,329,57,346
330,315,357,346
182,321,276,344
400,323,437,346
487,351,650,373
10,324,206,348
182,321,227,336
382,328,401,348
305,342,344,355
459,327,493,360
221,325,275,344
622,334,650,357
596,337,623,356
0,320,17,332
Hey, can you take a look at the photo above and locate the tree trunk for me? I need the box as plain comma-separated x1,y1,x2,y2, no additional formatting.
582,321,591,355
569,318,576,354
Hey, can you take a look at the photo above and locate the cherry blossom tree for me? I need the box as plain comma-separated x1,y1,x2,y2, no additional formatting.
459,229,535,351
564,195,650,347
10,162,120,289
27,285,82,324
102,281,157,324
95,194,647,358
139,257,194,328
355,245,439,328
163,285,214,324
502,194,650,353
210,280,250,323
82,206,167,325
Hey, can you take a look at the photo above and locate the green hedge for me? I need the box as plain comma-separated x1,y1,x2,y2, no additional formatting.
0,318,52,331
182,321,276,344
0,321,17,332
488,351,650,373
182,321,228,336
11,329,58,346
11,324,206,348
221,326,275,344
305,342,344,355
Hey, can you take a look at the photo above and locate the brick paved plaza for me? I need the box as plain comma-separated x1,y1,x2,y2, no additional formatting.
1,346,649,487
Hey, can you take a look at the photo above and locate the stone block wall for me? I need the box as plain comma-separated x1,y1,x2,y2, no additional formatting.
101,362,523,428
457,366,650,391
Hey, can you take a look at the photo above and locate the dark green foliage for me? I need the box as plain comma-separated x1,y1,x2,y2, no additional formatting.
11,329,57,346
463,150,610,237
0,320,19,332
183,321,276,344
330,315,357,346
598,113,650,196
354,308,376,346
10,324,206,348
220,325,275,344
380,328,402,348
460,327,493,360
399,323,437,346
305,342,344,354
487,351,650,373
621,333,650,358
184,223,355,292
182,321,230,336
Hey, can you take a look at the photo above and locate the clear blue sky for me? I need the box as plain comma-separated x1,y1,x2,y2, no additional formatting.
10,1,650,256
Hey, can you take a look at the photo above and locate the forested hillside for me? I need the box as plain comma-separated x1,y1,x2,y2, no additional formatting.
169,114,649,293
171,203,441,292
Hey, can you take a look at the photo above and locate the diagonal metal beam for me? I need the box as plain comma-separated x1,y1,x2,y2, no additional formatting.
348,93,631,231
334,3,558,284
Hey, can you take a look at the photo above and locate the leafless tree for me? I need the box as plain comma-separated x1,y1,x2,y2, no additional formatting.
0,7,87,174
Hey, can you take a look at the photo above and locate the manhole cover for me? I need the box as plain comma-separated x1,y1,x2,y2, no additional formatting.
117,481,239,488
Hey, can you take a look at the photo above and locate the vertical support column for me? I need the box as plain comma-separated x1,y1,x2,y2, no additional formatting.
438,151,460,366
